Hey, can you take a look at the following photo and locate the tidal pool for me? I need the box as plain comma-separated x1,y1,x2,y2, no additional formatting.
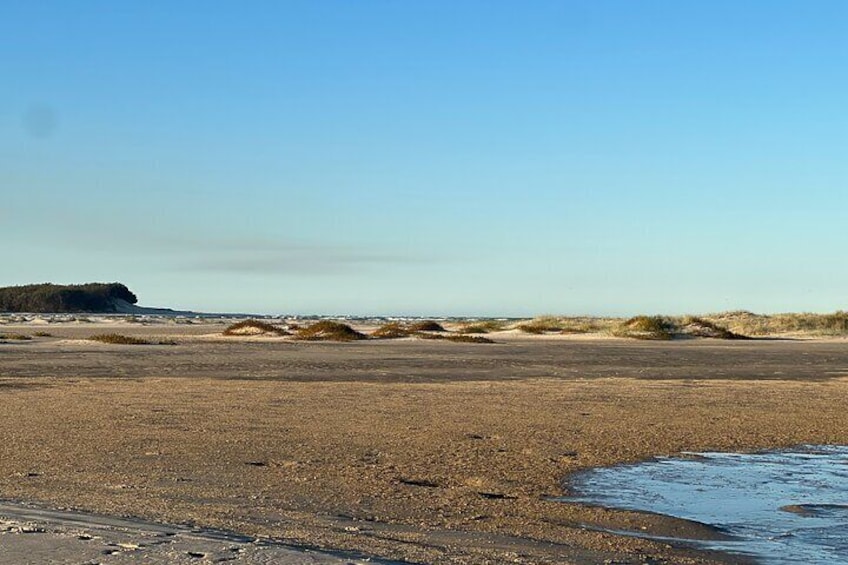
566,445,848,564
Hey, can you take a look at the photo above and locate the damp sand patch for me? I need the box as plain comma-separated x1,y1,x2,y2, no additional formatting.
0,501,399,564
563,445,848,564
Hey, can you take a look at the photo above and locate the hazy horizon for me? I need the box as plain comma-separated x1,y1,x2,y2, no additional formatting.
4,2,847,316
4,280,848,319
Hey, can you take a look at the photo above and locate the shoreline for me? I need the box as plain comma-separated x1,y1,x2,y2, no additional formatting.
0,498,399,564
0,496,753,565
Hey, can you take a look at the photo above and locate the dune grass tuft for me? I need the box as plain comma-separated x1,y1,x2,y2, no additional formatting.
223,319,289,337
371,322,413,339
0,333,32,341
33,331,52,337
417,333,495,344
456,320,506,334
706,311,848,336
446,334,495,344
88,333,152,345
516,316,564,334
296,321,367,341
88,333,177,345
407,320,446,332
678,316,748,339
372,321,494,339
613,316,674,340
610,315,747,340
516,316,613,335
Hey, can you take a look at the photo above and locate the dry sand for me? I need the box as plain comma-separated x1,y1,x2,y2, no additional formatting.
1,321,847,563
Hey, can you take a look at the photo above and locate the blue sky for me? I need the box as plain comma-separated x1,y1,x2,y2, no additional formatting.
3,1,847,316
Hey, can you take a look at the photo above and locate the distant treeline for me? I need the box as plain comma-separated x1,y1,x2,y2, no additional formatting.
0,283,138,313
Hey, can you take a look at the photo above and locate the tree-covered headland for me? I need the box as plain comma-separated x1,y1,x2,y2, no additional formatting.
0,283,139,313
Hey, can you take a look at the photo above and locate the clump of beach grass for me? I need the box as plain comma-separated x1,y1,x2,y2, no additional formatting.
373,321,491,339
223,319,289,337
88,334,152,345
516,316,611,335
32,331,52,337
558,324,591,335
457,320,507,334
613,316,675,340
561,317,619,334
407,320,446,333
295,321,367,341
706,311,848,337
88,333,177,345
610,315,747,340
516,316,565,334
0,333,32,341
371,322,413,339
418,333,495,344
678,316,748,339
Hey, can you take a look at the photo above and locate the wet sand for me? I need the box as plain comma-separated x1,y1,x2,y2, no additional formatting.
0,501,389,564
1,323,847,563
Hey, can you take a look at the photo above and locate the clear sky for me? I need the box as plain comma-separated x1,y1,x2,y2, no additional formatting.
3,1,847,316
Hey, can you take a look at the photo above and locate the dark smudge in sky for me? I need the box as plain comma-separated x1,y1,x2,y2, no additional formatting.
22,103,59,139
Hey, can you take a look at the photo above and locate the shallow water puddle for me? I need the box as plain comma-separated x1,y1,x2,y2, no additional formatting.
566,445,848,564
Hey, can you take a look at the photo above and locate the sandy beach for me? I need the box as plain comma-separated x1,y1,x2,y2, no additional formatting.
1,320,847,564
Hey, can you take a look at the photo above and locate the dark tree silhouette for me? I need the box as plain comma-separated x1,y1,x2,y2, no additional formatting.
0,283,138,313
